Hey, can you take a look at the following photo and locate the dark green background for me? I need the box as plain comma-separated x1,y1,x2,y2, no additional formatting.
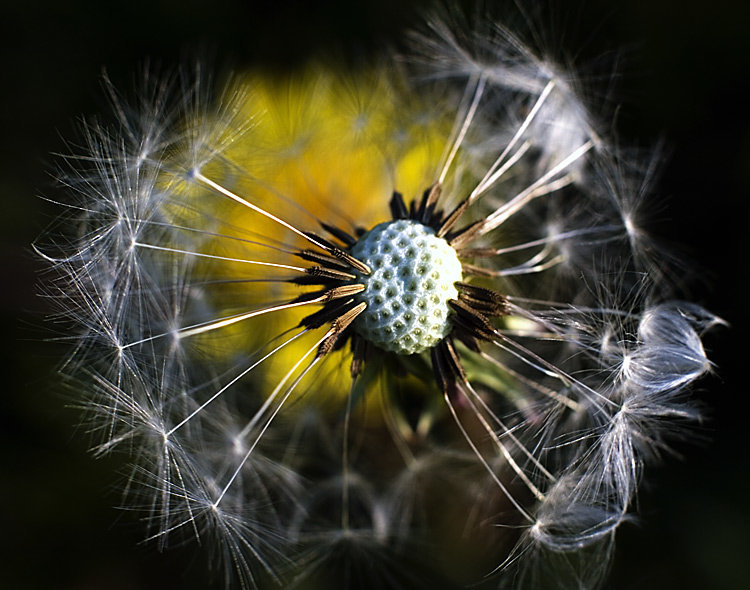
3,1,748,588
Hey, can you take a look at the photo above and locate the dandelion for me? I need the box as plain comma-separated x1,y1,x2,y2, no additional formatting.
37,12,721,590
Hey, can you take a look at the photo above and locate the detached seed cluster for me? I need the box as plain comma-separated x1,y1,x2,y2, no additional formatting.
350,219,462,355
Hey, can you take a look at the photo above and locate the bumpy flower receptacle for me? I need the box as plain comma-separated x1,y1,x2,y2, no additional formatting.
350,219,463,355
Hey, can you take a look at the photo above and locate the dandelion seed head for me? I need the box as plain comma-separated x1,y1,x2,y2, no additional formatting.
37,9,724,589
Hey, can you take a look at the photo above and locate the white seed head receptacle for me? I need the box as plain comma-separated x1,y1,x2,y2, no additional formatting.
350,219,462,355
